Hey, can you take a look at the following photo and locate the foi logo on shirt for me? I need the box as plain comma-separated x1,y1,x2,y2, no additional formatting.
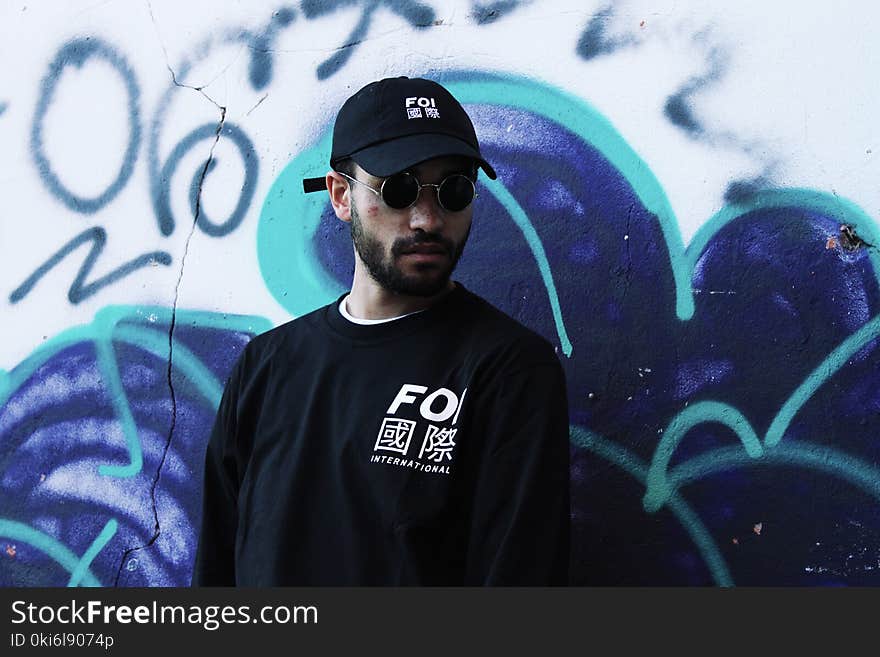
371,384,467,475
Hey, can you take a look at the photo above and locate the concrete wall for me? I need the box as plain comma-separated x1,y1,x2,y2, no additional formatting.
2,0,879,586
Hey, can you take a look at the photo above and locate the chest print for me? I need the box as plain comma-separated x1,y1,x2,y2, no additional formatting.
370,384,468,475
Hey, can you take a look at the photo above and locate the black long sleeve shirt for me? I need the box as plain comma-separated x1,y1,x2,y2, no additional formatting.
192,283,570,585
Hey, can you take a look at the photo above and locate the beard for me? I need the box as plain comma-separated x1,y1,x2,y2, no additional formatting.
350,197,470,297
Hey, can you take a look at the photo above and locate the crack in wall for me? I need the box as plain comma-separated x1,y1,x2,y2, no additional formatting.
114,2,230,584
147,0,224,109
114,105,226,585
246,93,269,116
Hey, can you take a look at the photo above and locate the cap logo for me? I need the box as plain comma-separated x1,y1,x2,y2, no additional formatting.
405,97,440,119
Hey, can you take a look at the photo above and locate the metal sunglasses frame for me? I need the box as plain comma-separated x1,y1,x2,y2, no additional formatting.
336,170,477,212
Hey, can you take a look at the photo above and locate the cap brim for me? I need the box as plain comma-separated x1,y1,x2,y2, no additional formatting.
350,133,497,180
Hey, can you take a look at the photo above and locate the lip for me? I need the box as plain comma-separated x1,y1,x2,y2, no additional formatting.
401,244,448,255
401,251,447,262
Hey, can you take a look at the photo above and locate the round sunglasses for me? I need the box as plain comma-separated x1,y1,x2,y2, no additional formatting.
338,170,477,212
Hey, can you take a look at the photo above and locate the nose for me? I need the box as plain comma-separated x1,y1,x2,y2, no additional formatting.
407,188,444,232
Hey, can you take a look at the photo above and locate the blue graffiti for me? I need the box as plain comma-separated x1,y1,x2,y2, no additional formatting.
0,307,270,586
471,1,523,24
577,7,612,59
0,102,7,116
9,227,172,305
30,37,142,214
149,40,260,237
260,72,880,585
724,177,775,204
247,6,297,90
15,24,264,308
659,39,779,200
152,123,258,238
300,0,435,79
576,5,636,60
663,51,724,135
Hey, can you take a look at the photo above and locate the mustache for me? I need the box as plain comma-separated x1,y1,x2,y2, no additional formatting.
391,233,454,257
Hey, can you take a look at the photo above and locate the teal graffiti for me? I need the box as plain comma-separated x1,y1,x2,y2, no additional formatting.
644,401,763,512
669,444,880,507
257,129,346,313
644,313,880,512
574,414,880,585
765,311,880,448
0,307,270,479
569,425,733,586
441,76,880,322
67,519,118,587
686,190,880,311
0,306,271,585
441,74,690,320
483,178,573,356
0,518,114,587
252,71,880,584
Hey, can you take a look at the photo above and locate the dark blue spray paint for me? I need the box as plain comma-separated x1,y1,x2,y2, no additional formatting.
663,39,726,135
0,102,7,116
300,0,435,80
307,77,880,585
724,177,773,204
9,228,172,305
576,6,636,60
471,1,523,25
154,123,258,238
247,6,297,90
148,39,261,237
9,18,880,588
0,317,258,586
15,7,309,305
576,12,780,201
662,42,779,201
30,38,141,214
664,91,704,135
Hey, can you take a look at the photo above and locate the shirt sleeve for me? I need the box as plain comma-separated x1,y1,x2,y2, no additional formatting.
463,350,571,585
190,352,246,587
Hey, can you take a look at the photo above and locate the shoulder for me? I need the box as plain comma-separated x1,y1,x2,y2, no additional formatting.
452,286,562,371
234,302,332,373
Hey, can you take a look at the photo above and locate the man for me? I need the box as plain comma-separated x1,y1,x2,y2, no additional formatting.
192,76,570,586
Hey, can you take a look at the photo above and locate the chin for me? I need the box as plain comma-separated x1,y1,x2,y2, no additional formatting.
389,272,452,297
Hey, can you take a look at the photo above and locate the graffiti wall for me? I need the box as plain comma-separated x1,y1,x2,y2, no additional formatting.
2,0,879,586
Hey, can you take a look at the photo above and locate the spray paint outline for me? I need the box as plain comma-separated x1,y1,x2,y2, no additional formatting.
0,518,116,587
1,306,270,476
0,307,271,585
644,313,880,512
440,78,880,543
30,37,142,214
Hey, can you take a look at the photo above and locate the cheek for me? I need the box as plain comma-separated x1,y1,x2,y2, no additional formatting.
367,205,379,218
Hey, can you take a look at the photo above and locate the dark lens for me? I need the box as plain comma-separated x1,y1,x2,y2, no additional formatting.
380,173,420,209
437,174,475,212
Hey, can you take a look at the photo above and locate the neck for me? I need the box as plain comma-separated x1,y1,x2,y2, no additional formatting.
346,260,455,320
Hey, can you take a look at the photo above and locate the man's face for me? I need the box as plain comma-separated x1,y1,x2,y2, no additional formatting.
347,156,474,297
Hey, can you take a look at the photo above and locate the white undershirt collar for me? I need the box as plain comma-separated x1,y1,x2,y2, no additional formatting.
339,295,426,325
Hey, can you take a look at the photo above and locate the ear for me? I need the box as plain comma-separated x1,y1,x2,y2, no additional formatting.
326,171,351,222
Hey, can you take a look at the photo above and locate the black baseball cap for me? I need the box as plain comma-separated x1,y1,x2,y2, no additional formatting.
303,76,496,193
